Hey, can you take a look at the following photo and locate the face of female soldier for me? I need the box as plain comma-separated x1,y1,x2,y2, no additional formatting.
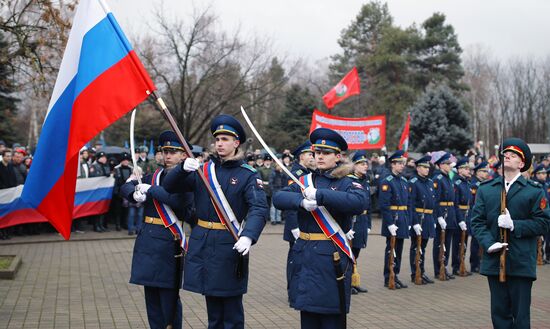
354,161,368,176
314,150,340,170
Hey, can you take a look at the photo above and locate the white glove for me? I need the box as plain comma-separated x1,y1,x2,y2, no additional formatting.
367,228,371,234
437,216,447,230
346,229,355,240
300,198,318,211
233,236,253,255
487,242,508,253
136,183,151,193
498,208,514,231
303,186,317,200
183,158,200,172
291,228,300,240
413,224,422,236
459,221,467,231
388,224,398,236
133,190,146,203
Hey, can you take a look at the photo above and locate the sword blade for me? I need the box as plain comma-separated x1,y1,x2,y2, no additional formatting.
130,108,142,184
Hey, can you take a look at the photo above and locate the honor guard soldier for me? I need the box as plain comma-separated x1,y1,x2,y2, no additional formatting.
432,152,457,280
163,115,268,329
469,161,490,273
408,155,436,285
452,157,472,276
283,141,315,249
471,138,550,329
120,131,193,329
533,164,550,264
379,150,410,289
273,128,366,329
347,150,372,294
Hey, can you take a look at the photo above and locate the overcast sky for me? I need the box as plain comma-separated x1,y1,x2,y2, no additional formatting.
110,0,550,62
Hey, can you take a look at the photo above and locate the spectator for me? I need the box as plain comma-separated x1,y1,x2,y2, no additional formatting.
113,153,133,231
0,140,5,162
258,154,274,220
0,150,16,189
90,151,111,232
137,146,154,175
12,149,27,185
282,154,292,170
125,166,144,235
402,157,416,179
269,163,285,225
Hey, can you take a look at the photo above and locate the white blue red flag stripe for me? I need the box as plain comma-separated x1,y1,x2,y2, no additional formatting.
0,177,114,229
300,174,355,262
203,161,241,237
21,0,155,239
151,169,188,251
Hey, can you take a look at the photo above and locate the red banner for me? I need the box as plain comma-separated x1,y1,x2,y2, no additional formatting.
309,110,386,150
398,113,411,157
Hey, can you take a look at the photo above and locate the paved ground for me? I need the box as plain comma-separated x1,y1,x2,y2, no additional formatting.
1,218,550,328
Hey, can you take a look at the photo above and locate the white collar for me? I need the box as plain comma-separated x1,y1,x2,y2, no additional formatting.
504,172,521,193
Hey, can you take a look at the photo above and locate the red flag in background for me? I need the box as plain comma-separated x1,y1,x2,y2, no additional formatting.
398,113,411,157
322,67,360,109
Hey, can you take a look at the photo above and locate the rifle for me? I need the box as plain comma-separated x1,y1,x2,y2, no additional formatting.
414,199,426,285
388,213,397,289
537,236,544,266
438,208,448,281
498,129,507,283
459,208,469,276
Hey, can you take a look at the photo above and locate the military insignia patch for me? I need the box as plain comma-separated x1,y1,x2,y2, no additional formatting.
288,180,294,186
231,177,238,185
541,197,547,210
382,184,389,192
433,182,438,189
352,182,363,189
331,186,337,190
296,169,303,176
256,178,264,188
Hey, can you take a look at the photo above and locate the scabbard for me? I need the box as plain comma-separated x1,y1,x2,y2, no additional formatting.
333,251,347,329
170,238,183,329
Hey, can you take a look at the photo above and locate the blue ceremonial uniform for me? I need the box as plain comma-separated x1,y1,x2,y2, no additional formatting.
452,173,471,274
408,169,436,281
469,176,482,271
347,174,371,250
283,162,310,244
121,170,191,329
163,115,268,329
432,156,457,278
379,150,410,286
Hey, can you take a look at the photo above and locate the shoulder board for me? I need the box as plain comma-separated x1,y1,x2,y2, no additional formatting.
528,180,542,188
475,181,481,187
454,179,462,186
385,175,394,182
410,177,418,183
294,169,304,176
400,176,408,182
240,164,257,172
435,174,443,180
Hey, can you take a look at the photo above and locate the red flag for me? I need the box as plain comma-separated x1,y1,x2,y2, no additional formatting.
398,113,411,157
322,67,360,109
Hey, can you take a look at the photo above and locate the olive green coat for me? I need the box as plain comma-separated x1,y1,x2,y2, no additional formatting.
471,176,550,279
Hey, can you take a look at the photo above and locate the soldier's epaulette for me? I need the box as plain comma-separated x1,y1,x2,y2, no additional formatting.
241,164,257,172
294,169,304,176
454,179,462,186
385,175,394,182
435,174,443,180
409,177,418,183
475,181,481,187
400,176,408,182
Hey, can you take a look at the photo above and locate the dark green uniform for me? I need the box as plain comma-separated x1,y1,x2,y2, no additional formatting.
471,176,550,328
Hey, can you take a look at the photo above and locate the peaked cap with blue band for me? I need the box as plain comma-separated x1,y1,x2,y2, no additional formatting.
434,152,452,165
309,128,348,153
534,164,546,174
292,141,313,158
415,155,431,167
473,161,489,172
210,114,246,141
388,150,406,162
455,157,470,169
159,130,187,151
352,150,368,163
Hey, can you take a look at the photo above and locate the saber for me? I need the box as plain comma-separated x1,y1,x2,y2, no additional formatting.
240,106,305,189
129,109,142,184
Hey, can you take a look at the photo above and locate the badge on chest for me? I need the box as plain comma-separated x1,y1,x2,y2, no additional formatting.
231,177,238,185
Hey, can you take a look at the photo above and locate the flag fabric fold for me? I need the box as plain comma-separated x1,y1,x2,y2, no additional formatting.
21,0,156,240
322,67,360,109
398,113,411,157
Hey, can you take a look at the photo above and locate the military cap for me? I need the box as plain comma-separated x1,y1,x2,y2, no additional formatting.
310,128,348,153
263,154,272,161
492,160,501,169
282,153,292,161
96,151,107,159
210,114,246,141
388,150,406,163
473,161,489,172
455,157,470,169
352,150,368,163
0,140,5,146
435,152,452,165
501,137,532,172
415,155,432,167
159,130,186,151
246,154,255,162
292,141,313,158
121,152,131,161
534,164,547,174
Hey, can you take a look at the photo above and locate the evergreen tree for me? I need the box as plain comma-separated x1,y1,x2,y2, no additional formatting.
0,33,19,145
265,84,316,151
409,85,472,155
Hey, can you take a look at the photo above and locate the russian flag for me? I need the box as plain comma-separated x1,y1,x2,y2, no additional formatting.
21,0,156,240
